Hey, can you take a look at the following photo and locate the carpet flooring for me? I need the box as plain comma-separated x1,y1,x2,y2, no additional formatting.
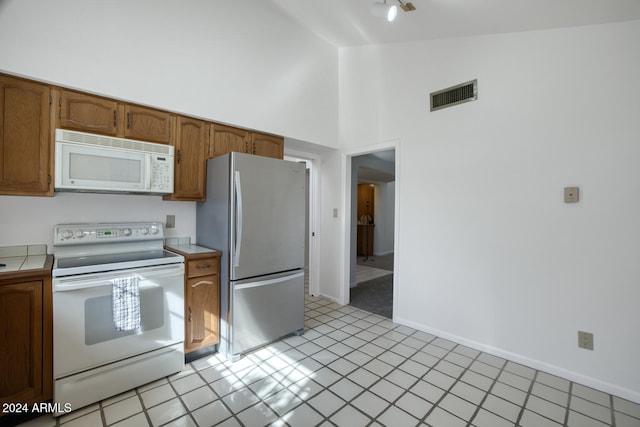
350,254,394,318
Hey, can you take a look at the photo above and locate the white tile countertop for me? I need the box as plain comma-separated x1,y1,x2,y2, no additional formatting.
0,244,48,272
164,237,219,255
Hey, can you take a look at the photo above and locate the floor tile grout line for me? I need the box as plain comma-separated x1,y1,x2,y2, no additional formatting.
562,381,573,427
417,342,498,426
291,303,437,424
514,369,538,427
465,352,511,427
609,393,616,427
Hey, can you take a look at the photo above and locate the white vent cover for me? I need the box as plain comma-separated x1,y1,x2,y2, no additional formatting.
55,129,173,155
430,79,478,112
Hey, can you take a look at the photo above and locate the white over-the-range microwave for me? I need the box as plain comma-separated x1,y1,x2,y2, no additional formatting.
54,129,174,195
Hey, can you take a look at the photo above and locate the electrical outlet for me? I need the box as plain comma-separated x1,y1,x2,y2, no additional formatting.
166,215,175,229
578,331,594,350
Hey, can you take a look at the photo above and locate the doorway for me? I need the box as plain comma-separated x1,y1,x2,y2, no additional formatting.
284,151,320,298
346,146,397,319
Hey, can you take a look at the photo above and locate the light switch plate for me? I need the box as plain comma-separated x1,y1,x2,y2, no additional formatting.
564,187,579,203
166,215,175,228
578,330,594,350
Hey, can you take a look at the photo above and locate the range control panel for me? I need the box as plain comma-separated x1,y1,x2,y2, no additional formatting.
54,222,164,245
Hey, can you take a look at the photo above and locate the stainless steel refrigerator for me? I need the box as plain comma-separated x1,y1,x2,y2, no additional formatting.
196,152,306,361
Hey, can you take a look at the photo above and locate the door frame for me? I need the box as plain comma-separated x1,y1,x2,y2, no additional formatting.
284,148,321,297
341,139,400,320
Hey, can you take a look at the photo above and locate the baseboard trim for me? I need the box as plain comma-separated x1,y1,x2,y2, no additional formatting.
396,316,640,405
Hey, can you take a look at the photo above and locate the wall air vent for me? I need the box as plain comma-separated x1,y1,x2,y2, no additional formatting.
430,79,477,112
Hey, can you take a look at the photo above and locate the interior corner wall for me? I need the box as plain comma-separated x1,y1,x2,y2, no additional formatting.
339,20,640,402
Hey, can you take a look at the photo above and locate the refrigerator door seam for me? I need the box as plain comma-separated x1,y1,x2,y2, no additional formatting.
233,271,304,290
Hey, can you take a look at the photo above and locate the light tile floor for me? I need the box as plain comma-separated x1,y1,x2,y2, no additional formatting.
16,294,640,427
355,264,392,284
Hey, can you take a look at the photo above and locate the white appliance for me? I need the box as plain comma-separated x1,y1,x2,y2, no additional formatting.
197,152,306,361
54,129,174,195
52,222,184,413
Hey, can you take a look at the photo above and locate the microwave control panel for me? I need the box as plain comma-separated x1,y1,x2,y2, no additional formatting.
150,155,174,193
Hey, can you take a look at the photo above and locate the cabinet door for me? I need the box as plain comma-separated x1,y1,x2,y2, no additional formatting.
0,75,52,196
209,124,249,159
56,88,119,136
250,132,284,159
164,116,207,201
0,281,43,404
185,275,219,352
124,104,173,144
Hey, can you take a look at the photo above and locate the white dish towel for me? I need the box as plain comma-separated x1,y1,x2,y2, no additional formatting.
112,276,141,331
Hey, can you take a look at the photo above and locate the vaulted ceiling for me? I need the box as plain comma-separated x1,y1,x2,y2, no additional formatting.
268,0,640,46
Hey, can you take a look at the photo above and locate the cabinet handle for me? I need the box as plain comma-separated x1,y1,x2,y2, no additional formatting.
245,141,249,152
196,264,211,270
127,112,131,128
188,307,192,322
253,142,256,154
177,149,181,164
113,110,117,127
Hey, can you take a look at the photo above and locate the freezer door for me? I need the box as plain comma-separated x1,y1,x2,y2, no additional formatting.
230,153,306,280
230,271,305,358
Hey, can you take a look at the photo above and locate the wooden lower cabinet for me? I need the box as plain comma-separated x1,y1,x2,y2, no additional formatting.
0,257,53,413
167,248,221,354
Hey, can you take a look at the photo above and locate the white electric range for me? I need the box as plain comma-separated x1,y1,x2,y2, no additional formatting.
52,222,185,414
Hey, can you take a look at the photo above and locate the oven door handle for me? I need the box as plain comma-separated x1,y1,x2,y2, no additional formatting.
53,264,184,292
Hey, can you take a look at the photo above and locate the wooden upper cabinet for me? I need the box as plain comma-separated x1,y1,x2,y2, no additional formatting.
208,125,284,160
123,104,173,144
251,132,284,159
164,116,207,201
209,123,249,159
55,88,119,136
55,89,173,144
0,75,52,196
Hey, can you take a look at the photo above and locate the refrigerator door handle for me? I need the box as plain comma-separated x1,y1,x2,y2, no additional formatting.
234,170,243,268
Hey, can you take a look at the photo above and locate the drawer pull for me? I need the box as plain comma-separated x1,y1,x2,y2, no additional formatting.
196,264,211,269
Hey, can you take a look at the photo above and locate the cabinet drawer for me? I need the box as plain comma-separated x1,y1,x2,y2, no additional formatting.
187,258,218,278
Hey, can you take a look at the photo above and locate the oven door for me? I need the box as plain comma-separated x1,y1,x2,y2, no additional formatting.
53,264,184,379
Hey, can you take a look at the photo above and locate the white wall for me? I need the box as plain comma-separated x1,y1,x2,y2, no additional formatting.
0,0,338,147
0,193,195,249
339,21,640,402
0,0,339,259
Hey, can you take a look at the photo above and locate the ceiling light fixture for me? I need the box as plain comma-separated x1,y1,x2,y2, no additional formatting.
370,1,398,22
397,0,416,12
